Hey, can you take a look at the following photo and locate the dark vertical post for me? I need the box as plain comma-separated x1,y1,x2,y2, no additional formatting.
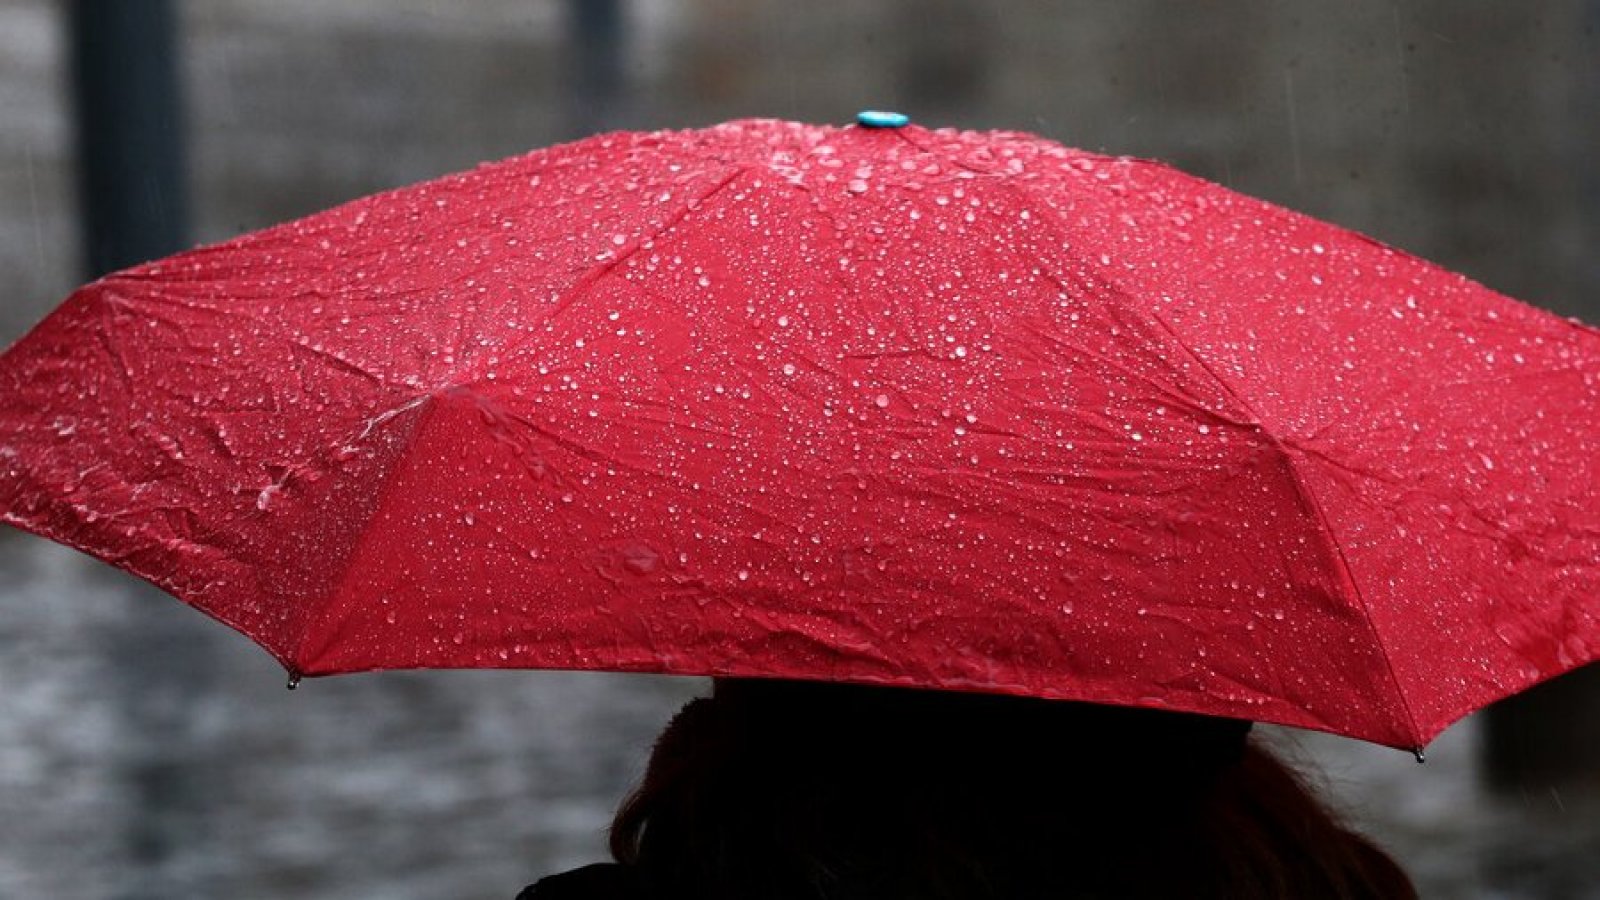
1583,0,1600,326
69,0,189,277
565,0,628,137
1484,668,1600,792
68,4,208,898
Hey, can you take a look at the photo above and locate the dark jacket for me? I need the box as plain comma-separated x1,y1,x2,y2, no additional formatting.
517,863,642,899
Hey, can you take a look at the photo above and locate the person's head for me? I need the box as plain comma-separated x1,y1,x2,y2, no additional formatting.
610,677,1416,899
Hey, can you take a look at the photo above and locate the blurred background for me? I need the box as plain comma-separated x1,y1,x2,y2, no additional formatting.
1,1,1597,897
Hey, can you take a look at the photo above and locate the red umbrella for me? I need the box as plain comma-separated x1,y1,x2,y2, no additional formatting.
2,116,1596,752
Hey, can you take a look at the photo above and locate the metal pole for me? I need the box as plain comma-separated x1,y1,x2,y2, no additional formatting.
566,0,627,137
70,0,189,278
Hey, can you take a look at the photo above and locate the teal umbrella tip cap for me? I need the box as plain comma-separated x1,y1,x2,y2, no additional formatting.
857,110,910,128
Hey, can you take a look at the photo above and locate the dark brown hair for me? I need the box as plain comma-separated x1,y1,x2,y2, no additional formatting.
608,678,1416,899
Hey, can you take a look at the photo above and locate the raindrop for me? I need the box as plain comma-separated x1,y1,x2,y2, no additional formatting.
622,543,661,575
256,484,280,511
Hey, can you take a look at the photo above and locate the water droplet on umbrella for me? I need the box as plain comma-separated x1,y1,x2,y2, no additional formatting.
621,543,661,575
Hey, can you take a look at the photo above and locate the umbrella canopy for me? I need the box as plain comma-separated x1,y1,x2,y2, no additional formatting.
2,117,1596,751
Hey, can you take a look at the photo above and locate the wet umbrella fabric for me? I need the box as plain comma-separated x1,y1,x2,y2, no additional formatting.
1,119,1596,751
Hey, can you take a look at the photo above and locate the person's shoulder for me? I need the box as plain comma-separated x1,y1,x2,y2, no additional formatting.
516,862,644,900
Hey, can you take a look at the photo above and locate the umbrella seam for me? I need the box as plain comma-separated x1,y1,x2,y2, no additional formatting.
288,392,442,673
481,162,757,369
991,169,1424,747
1131,295,1424,748
290,164,761,670
1265,433,1426,747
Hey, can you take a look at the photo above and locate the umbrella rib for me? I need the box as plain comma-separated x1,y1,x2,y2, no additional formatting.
286,391,443,674
473,388,807,535
944,171,1257,428
486,163,757,370
991,171,1425,746
1266,431,1425,745
287,340,386,387
1009,313,1233,425
1135,298,1424,747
